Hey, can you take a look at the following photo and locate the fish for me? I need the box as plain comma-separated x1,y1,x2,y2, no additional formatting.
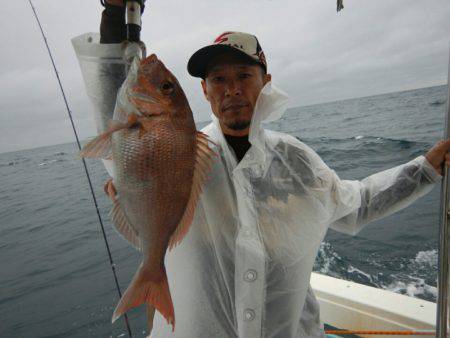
80,53,216,332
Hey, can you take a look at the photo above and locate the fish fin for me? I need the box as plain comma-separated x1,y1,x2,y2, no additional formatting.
146,303,156,336
112,263,175,331
104,178,116,198
79,132,113,159
79,115,139,159
197,131,218,147
110,194,142,251
168,132,217,251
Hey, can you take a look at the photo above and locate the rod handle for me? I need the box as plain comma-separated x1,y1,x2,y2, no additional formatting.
125,0,143,42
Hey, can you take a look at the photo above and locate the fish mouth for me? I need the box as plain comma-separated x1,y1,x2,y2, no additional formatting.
142,53,158,64
127,91,157,104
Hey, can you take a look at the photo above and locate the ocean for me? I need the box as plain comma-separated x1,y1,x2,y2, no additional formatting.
0,85,447,337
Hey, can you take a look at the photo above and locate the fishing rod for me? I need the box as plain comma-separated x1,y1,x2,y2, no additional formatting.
27,1,141,336
125,0,144,42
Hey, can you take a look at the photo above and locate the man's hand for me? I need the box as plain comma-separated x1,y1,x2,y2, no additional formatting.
425,138,450,176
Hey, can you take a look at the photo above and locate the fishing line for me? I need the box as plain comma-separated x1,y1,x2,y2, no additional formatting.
28,1,133,336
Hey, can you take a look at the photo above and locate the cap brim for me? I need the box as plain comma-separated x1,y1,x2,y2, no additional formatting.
187,44,259,78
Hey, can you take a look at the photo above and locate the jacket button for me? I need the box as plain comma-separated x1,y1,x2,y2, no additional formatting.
243,308,255,321
244,269,257,282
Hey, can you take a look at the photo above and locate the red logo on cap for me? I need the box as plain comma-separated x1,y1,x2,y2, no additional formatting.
258,50,266,66
214,32,234,44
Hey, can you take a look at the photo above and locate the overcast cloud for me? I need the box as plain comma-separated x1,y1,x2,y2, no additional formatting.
0,0,449,153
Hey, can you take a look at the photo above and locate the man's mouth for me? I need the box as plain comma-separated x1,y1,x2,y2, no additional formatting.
222,103,248,112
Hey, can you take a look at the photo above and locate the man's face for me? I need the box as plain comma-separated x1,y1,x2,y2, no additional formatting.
201,52,271,136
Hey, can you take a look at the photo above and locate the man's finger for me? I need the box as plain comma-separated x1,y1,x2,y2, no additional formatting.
435,138,450,153
444,138,450,146
105,0,125,6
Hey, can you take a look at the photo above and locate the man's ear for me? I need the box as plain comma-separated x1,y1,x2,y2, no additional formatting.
263,73,272,85
201,79,210,102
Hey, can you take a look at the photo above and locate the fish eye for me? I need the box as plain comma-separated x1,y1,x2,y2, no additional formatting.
160,81,174,94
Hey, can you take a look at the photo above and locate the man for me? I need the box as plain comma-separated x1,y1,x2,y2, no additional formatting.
73,1,450,337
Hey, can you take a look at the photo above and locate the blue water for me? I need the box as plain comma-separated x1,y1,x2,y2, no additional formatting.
0,85,447,337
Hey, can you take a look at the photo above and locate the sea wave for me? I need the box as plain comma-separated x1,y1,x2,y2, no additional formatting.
299,135,426,147
1,150,70,168
314,242,437,302
429,99,446,106
384,277,437,299
38,159,59,166
413,249,437,266
0,156,31,167
314,242,344,276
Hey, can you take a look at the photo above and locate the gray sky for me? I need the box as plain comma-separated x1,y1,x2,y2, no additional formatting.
1,0,449,153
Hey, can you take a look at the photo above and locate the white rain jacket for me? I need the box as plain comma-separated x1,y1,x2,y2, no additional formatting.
72,33,442,338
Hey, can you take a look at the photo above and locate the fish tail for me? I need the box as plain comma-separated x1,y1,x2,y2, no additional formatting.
111,263,175,331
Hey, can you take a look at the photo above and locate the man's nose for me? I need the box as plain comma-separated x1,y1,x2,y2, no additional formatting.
225,80,242,97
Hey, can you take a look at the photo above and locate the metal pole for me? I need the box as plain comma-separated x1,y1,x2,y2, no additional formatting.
437,45,450,338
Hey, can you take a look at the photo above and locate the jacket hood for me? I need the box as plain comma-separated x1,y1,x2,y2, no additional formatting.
248,81,289,150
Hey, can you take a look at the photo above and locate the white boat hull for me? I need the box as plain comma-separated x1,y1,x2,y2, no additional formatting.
311,273,436,338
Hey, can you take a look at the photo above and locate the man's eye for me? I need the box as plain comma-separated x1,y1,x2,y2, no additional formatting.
213,76,225,83
239,73,252,79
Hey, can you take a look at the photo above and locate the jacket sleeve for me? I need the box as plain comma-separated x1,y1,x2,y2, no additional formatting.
328,155,441,236
100,3,127,44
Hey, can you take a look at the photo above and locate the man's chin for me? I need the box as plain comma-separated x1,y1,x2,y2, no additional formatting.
225,120,251,131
